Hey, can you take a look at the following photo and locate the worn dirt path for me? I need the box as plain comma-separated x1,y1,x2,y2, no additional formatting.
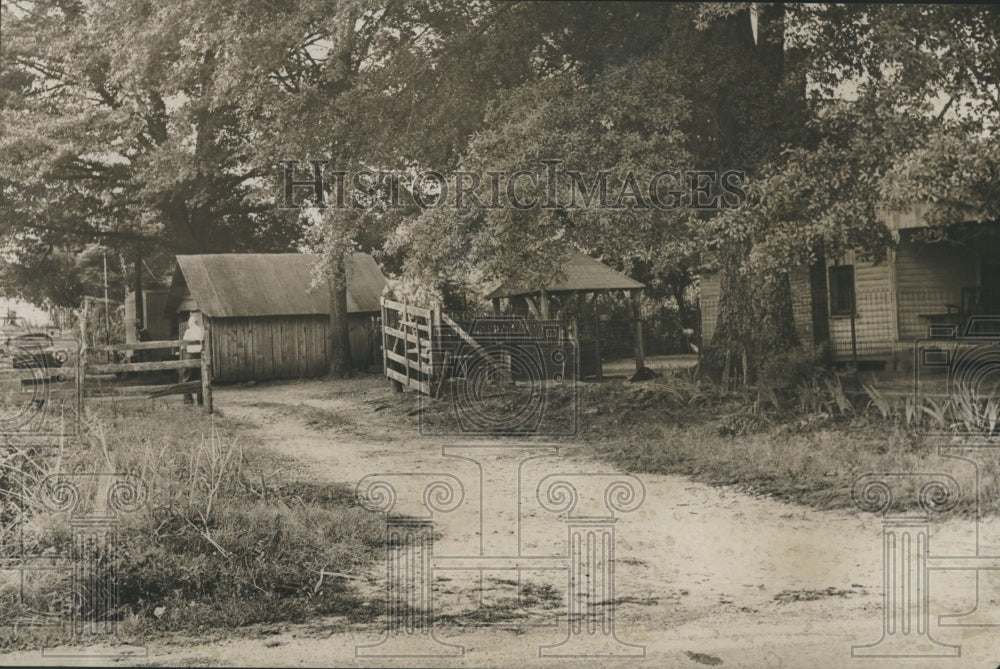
10,376,1000,668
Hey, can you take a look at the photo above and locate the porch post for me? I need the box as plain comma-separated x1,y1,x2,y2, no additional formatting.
631,289,645,375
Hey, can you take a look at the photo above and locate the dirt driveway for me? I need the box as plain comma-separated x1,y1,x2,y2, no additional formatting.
12,376,1000,668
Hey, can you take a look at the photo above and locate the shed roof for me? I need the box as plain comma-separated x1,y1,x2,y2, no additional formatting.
165,253,387,318
486,251,644,299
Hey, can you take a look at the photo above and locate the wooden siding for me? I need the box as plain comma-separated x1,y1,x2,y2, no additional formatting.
209,314,375,382
349,315,379,370
894,231,978,341
699,272,722,343
700,229,988,361
789,268,814,346
828,251,896,359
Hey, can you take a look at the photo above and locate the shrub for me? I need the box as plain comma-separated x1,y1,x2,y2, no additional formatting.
758,345,828,392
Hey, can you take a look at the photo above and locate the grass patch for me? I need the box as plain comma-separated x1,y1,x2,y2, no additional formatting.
0,400,384,650
382,366,996,516
574,372,996,515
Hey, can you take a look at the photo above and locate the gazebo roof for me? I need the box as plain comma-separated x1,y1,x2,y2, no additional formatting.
486,251,644,299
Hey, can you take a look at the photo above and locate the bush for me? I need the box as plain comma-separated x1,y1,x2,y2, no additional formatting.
758,345,828,391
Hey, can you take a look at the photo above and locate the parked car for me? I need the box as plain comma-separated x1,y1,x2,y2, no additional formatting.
0,332,68,371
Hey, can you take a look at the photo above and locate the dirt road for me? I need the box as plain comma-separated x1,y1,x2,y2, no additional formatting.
11,376,1000,668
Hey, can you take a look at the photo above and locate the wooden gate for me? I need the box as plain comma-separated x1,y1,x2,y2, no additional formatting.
381,298,439,395
381,299,577,397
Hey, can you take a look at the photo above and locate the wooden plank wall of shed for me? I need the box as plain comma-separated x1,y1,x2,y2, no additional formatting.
210,315,328,382
209,315,376,382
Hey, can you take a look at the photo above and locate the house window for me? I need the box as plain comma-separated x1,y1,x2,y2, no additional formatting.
829,265,856,317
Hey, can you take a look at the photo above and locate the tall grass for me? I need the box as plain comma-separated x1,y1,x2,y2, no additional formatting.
574,371,994,516
0,400,385,648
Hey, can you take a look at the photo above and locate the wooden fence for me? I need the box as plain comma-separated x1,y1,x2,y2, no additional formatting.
83,322,214,412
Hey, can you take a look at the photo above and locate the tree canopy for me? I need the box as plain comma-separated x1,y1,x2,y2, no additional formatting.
3,1,999,375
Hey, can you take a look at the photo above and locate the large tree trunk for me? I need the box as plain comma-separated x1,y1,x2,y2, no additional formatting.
328,256,352,379
702,5,806,383
134,245,143,330
808,247,831,350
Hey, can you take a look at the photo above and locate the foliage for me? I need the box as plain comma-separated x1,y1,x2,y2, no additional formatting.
1,0,306,307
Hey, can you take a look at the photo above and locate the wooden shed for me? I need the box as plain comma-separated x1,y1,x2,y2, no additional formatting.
165,253,387,382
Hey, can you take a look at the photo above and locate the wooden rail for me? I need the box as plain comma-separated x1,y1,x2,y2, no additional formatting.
92,339,187,352
80,336,213,412
87,359,200,374
380,299,579,399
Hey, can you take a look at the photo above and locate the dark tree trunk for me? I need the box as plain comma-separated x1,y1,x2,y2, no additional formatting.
809,247,831,349
134,245,143,330
758,272,799,358
328,257,352,379
702,4,807,383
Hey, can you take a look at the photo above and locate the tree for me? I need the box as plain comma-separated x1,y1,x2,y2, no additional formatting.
272,0,562,375
1,0,300,310
388,3,1000,386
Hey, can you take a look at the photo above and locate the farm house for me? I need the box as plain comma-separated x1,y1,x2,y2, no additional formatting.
165,253,387,382
700,205,1000,363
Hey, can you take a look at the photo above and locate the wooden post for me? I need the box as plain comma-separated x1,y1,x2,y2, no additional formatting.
432,304,442,397
631,289,645,376
403,297,411,391
80,297,89,350
134,245,143,340
415,302,422,394
850,290,860,389
76,304,87,419
588,291,603,382
540,289,550,320
179,345,190,404
201,318,213,414
569,316,578,382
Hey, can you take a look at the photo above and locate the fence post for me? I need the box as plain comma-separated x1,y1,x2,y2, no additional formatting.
631,289,645,376
381,299,388,377
403,297,411,391
431,305,441,398
201,318,213,414
179,344,191,404
850,289,860,389
78,300,88,416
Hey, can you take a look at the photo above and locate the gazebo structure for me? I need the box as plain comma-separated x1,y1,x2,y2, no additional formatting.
485,251,647,381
